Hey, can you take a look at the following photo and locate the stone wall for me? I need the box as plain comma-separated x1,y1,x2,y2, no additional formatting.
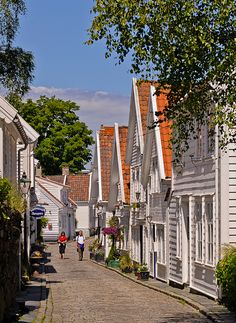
0,207,21,322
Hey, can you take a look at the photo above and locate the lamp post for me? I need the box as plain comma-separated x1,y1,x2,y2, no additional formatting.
20,171,31,266
96,202,103,240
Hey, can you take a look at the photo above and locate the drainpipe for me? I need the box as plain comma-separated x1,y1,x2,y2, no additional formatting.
14,115,29,291
17,143,27,291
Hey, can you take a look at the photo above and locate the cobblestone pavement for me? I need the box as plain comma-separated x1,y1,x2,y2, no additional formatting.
41,241,212,323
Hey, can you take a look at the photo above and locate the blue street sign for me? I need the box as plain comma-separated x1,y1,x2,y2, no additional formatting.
31,205,46,218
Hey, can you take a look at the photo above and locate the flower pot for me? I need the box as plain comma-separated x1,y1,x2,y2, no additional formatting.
95,253,105,262
122,267,133,273
137,271,149,280
107,259,120,268
90,252,95,260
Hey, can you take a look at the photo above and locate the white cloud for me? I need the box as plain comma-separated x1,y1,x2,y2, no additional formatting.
25,86,130,136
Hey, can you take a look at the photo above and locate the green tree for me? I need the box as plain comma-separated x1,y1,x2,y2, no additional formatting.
17,96,94,175
0,0,34,96
87,0,236,158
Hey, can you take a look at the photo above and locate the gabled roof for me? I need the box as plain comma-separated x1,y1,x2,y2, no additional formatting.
35,179,65,208
141,85,172,186
156,90,172,178
118,126,130,203
126,79,156,163
47,173,91,202
66,174,90,202
0,96,29,144
108,124,130,210
19,115,39,143
37,176,69,188
99,125,115,201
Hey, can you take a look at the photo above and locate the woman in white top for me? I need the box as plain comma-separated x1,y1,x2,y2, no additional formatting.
76,230,85,261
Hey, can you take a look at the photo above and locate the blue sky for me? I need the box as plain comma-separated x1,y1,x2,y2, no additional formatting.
15,0,134,135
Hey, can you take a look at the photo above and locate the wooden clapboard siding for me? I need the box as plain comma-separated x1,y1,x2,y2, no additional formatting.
168,198,183,283
228,144,236,243
130,123,140,167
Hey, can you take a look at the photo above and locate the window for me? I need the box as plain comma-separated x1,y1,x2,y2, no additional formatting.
206,119,215,156
151,157,159,193
196,126,203,157
206,201,213,264
176,202,182,258
195,202,203,262
157,226,165,264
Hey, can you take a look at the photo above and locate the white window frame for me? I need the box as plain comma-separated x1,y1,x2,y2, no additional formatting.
205,201,214,265
202,121,215,158
195,201,203,262
157,225,165,265
196,126,203,158
176,201,182,259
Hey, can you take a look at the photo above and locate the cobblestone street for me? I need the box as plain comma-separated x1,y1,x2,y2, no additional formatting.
41,241,212,323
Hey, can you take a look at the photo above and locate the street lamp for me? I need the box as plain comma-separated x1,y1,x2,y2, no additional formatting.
19,171,31,267
20,171,31,196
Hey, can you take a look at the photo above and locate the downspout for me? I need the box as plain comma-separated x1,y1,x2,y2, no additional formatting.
13,115,29,290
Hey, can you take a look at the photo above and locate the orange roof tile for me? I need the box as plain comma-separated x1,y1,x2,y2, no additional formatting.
118,126,130,203
66,174,90,202
137,81,160,136
47,174,90,202
99,126,115,201
156,92,172,178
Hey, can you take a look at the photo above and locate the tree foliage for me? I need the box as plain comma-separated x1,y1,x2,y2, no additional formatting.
87,0,236,157
16,96,94,175
0,0,34,95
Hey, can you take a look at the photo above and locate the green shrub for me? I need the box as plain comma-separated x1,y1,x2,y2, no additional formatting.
119,253,133,272
137,263,149,272
105,245,120,264
215,244,236,311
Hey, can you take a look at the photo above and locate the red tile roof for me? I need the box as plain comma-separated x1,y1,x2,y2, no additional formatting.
46,173,90,202
137,81,151,136
66,174,90,202
99,126,115,201
156,91,172,178
137,80,172,178
118,126,130,203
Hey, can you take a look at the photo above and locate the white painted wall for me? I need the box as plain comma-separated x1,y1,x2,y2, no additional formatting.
75,204,90,237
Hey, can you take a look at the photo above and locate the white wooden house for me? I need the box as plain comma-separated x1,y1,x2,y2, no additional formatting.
108,123,130,251
47,169,92,237
89,126,115,252
169,118,236,298
126,79,151,264
0,96,39,258
35,177,75,241
141,85,172,281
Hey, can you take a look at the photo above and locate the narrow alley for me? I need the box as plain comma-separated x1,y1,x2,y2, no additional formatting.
39,241,211,323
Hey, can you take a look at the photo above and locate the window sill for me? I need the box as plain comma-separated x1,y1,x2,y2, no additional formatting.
175,256,182,261
156,261,166,266
194,261,215,269
203,154,215,161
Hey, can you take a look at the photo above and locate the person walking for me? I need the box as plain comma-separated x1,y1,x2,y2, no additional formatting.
58,231,67,259
76,230,85,261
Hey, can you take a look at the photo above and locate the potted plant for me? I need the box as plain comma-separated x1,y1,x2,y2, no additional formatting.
88,238,101,260
94,249,105,262
119,253,133,273
105,245,120,268
102,222,120,268
136,263,149,280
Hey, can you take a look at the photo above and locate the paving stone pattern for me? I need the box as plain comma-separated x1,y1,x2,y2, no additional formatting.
41,241,212,323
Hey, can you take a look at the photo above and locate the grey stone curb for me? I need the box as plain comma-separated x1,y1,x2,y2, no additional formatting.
34,263,47,323
91,260,235,323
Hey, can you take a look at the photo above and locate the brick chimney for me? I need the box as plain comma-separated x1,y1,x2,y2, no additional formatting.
62,166,69,175
35,162,42,177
